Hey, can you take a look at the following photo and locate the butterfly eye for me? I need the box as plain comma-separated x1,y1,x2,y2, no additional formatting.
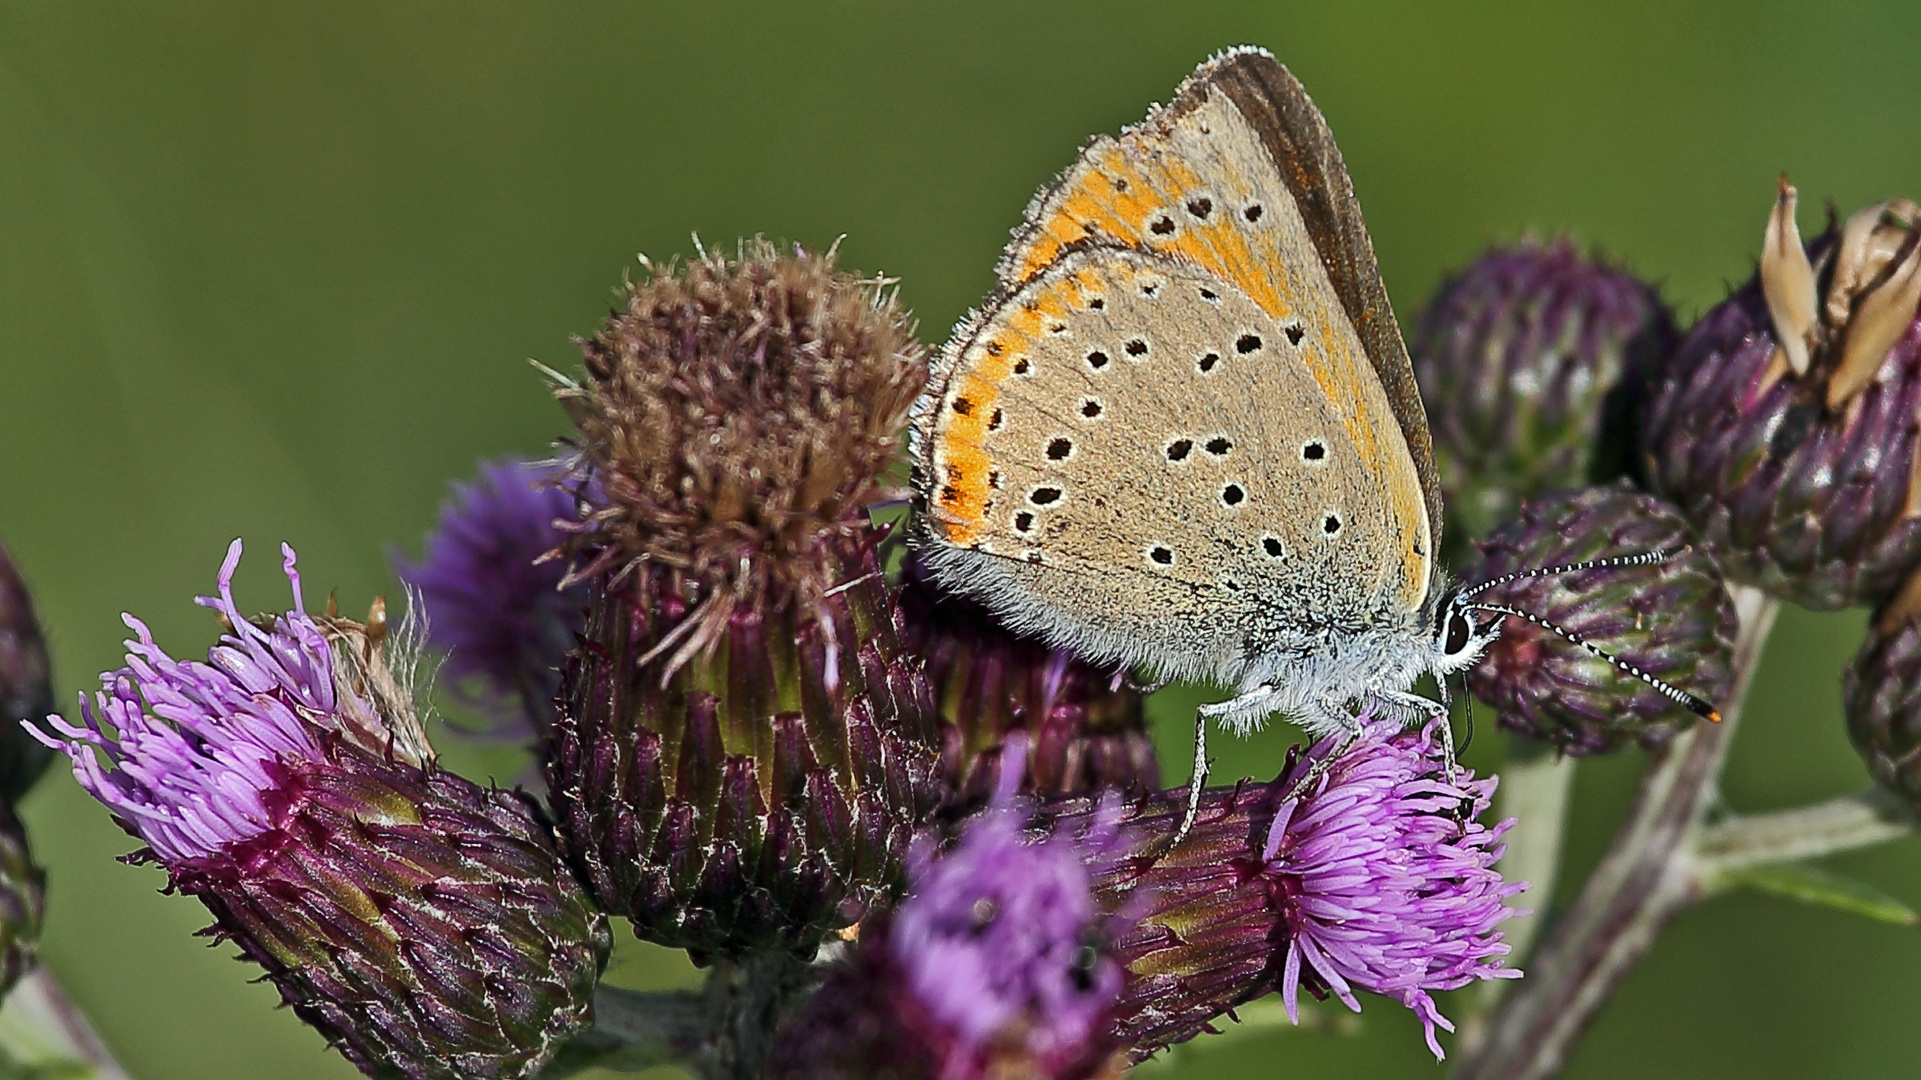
1443,608,1473,657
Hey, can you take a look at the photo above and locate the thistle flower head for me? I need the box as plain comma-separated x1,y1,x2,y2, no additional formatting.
558,239,926,641
1258,720,1520,1056
1462,484,1738,755
1845,617,1921,805
894,756,1132,1064
396,458,591,738
1094,718,1521,1061
34,541,608,1080
36,540,333,862
769,743,1134,1080
0,540,54,803
1642,187,1921,610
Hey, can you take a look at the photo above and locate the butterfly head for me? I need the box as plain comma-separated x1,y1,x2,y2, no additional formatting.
1429,585,1503,680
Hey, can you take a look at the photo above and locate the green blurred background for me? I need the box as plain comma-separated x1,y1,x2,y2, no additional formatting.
1,2,1917,1077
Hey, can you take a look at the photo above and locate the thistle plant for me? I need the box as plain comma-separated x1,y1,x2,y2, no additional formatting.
11,177,1921,1080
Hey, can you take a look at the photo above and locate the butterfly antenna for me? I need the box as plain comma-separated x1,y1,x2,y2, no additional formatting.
1463,547,1690,600
1467,601,1721,721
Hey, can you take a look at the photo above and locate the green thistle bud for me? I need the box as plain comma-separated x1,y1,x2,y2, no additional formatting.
898,554,1158,807
1462,484,1737,754
1642,184,1921,611
1413,240,1677,559
548,240,944,961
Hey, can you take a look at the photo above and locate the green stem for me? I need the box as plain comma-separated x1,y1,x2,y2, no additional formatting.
0,966,135,1080
1694,788,1917,873
1451,585,1778,1080
1458,734,1576,1053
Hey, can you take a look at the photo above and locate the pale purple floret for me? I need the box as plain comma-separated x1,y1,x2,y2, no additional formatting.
1267,716,1524,1060
892,738,1129,1072
30,540,336,864
395,458,589,735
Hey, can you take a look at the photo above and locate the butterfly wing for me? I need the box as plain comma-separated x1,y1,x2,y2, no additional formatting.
994,46,1441,596
914,245,1408,681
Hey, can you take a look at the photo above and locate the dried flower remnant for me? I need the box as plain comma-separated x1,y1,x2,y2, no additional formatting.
768,745,1134,1080
397,458,592,739
1412,240,1678,556
33,541,609,1080
547,240,943,960
1642,185,1921,611
1462,484,1738,755
1078,718,1520,1061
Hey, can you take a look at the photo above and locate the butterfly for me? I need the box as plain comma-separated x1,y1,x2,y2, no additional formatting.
909,47,1700,835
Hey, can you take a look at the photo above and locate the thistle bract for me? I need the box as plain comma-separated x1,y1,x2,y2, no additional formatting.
899,555,1157,807
34,541,609,1080
1462,484,1738,754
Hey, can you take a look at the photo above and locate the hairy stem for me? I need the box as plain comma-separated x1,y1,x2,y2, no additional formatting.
1452,585,1777,1080
1695,788,1917,871
1455,737,1577,1058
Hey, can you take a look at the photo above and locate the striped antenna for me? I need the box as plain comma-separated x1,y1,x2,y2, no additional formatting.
1463,547,1690,600
1467,601,1721,721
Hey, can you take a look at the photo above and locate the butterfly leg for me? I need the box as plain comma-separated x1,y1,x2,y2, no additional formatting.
1127,670,1175,694
1171,708,1211,848
1278,701,1366,802
1376,689,1460,786
1167,685,1284,846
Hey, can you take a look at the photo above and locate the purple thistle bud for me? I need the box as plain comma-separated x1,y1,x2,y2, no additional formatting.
1641,188,1921,611
34,541,610,1080
898,554,1158,806
0,803,41,1001
0,540,55,803
1078,719,1521,1061
1413,239,1677,559
1462,484,1738,755
1845,618,1921,805
397,458,592,740
769,743,1134,1080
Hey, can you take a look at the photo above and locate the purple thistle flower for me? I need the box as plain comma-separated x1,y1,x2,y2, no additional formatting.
1093,716,1522,1061
396,458,590,738
34,540,330,862
893,750,1131,1068
1262,718,1522,1058
31,540,610,1080
768,738,1136,1080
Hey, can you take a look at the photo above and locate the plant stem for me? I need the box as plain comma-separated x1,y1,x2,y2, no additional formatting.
1455,737,1577,1057
1451,585,1777,1080
1695,788,1916,872
0,966,135,1080
1490,738,1579,976
549,953,818,1080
